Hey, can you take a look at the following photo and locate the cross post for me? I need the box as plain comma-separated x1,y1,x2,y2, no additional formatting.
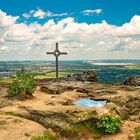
46,43,67,81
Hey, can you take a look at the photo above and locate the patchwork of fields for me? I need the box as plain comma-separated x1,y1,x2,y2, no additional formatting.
0,60,140,84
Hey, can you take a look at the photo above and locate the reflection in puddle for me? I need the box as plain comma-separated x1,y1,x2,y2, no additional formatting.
75,99,107,108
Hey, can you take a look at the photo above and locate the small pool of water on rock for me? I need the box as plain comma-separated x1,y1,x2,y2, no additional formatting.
75,99,107,108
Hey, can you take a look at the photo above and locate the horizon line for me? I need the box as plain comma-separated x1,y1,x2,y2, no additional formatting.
0,59,140,62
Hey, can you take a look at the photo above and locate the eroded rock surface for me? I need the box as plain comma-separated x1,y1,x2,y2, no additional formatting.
0,82,140,140
67,70,97,82
124,75,140,86
0,115,46,140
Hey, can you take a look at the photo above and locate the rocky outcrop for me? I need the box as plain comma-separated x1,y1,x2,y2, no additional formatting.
67,70,97,82
16,106,102,131
40,83,75,94
0,98,13,108
0,81,140,140
0,115,46,140
124,76,140,86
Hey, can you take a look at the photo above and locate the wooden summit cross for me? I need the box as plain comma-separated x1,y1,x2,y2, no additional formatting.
46,43,67,81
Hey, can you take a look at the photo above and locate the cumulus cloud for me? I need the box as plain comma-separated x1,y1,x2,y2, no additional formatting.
0,9,140,60
81,9,102,16
0,10,19,27
33,9,46,19
111,15,140,37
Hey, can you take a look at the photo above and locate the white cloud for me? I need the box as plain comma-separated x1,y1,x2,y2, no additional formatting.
0,10,19,27
30,10,35,14
81,9,102,16
0,46,12,52
111,15,140,37
22,13,30,19
33,9,46,19
0,9,140,60
23,9,68,19
45,11,68,17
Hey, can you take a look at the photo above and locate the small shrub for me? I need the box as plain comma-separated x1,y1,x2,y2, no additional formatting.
31,135,56,140
8,72,36,98
96,114,122,134
8,80,20,97
135,127,140,140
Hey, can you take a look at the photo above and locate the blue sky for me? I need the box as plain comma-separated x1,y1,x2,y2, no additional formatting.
1,0,140,25
0,0,140,60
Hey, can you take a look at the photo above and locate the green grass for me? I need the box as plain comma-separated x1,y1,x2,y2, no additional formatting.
34,75,49,79
35,72,73,79
59,120,103,139
125,65,140,70
59,115,122,139
0,71,73,85
0,78,13,85
0,70,74,84
0,111,19,117
135,127,140,140
31,134,56,140
0,66,4,68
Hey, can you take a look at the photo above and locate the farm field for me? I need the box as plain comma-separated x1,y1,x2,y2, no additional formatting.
0,60,140,84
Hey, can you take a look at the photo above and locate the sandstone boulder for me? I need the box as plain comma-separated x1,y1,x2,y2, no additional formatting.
124,76,140,86
67,70,97,82
40,83,75,94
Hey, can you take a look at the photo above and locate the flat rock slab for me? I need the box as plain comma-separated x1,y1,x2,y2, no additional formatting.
0,115,46,140
0,82,140,140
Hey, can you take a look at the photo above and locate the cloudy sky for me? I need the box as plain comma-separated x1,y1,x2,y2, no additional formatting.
0,0,140,60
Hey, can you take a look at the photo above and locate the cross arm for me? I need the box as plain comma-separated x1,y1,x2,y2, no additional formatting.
46,52,54,54
60,52,67,55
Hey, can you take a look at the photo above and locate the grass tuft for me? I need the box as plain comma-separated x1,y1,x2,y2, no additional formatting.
31,134,56,140
135,127,140,140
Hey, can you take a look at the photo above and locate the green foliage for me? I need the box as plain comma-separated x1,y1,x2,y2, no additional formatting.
96,114,122,134
59,120,103,139
74,120,103,139
8,72,36,98
59,128,78,137
0,78,13,85
31,135,56,140
135,127,140,140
